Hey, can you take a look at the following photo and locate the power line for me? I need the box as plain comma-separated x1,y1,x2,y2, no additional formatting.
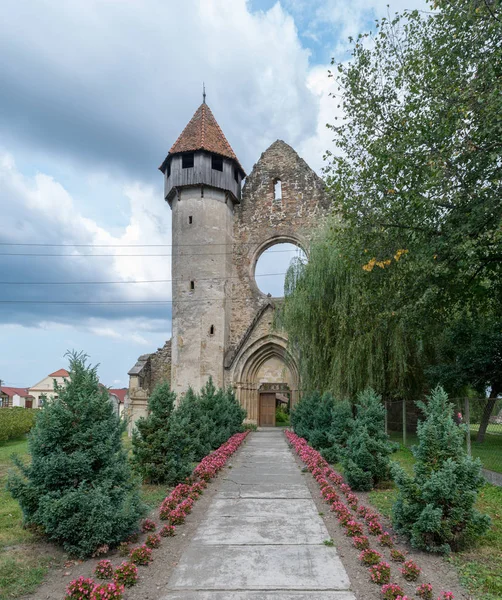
0,297,278,305
0,241,307,249
0,271,288,285
0,248,303,258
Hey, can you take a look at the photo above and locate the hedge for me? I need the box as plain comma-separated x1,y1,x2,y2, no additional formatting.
0,408,38,442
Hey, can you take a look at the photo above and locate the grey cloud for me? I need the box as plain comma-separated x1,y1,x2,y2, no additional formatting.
0,0,318,180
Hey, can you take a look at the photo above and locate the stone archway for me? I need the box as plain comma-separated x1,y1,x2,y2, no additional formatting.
231,334,300,425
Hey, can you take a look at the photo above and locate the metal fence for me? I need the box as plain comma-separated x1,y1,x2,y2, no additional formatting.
385,397,502,476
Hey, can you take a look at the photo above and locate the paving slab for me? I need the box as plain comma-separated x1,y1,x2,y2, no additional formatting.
168,544,351,590
164,594,355,600
164,430,355,599
218,480,311,499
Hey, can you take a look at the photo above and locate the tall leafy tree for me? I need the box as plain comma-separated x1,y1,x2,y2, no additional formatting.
283,0,501,407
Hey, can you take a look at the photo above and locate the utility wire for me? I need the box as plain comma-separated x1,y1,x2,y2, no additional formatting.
0,271,288,285
0,248,302,257
0,241,304,248
0,297,279,305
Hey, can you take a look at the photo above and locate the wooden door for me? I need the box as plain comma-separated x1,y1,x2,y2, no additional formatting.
259,393,276,427
25,399,33,409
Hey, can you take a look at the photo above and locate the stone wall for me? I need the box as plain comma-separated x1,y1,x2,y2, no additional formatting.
127,339,171,432
227,140,330,355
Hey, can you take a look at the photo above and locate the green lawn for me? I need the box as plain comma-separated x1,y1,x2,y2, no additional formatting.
0,435,166,599
367,445,502,600
0,437,57,600
389,429,502,474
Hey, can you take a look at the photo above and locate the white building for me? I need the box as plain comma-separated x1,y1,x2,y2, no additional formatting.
28,368,69,407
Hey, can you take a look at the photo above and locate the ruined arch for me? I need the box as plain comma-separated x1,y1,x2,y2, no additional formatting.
231,333,300,424
250,234,307,299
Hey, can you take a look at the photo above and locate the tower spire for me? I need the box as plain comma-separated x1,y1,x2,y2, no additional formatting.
203,82,206,104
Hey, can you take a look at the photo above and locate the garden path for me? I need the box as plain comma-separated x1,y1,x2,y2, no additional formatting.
161,429,355,600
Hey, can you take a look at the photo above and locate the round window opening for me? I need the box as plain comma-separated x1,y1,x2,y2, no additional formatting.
254,243,307,297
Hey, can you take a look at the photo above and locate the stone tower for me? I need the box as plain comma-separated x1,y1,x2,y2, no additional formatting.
159,101,246,395
128,103,330,428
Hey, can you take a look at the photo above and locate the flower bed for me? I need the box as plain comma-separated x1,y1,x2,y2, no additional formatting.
64,430,249,598
285,430,455,600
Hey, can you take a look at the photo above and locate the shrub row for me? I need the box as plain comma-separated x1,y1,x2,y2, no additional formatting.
286,430,456,599
291,388,393,490
132,378,246,485
0,407,37,442
289,385,490,554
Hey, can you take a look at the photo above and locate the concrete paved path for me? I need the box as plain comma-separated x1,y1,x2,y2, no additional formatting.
163,429,355,600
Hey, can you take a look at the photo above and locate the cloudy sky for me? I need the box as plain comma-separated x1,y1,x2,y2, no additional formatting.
0,0,426,389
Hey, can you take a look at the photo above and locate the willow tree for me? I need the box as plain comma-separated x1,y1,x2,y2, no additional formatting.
282,231,425,399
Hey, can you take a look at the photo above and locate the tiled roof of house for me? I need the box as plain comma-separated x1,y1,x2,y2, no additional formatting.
0,387,33,398
162,102,245,174
109,388,127,404
48,369,70,378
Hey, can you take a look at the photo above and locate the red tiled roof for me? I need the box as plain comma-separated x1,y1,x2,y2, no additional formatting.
162,103,245,174
109,388,127,404
49,369,70,378
0,387,32,398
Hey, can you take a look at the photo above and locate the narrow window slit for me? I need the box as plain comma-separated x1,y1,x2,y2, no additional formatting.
274,179,282,200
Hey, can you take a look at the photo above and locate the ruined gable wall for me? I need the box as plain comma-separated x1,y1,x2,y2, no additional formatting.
226,140,330,363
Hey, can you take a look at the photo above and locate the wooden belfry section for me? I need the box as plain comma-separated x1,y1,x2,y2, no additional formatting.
128,100,331,428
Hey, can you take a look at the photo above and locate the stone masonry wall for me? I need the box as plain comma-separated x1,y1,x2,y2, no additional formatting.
227,140,330,358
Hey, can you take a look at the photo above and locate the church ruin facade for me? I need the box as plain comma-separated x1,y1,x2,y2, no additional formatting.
128,101,330,427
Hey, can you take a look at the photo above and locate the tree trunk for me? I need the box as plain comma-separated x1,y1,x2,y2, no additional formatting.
476,383,501,443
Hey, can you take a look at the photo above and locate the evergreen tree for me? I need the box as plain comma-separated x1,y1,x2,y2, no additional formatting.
291,390,323,443
392,387,490,553
322,399,353,464
8,352,145,558
308,392,336,452
171,387,213,461
132,381,193,484
342,389,392,491
198,379,246,449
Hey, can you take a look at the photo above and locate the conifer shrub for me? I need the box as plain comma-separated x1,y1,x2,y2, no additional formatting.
197,379,246,449
341,389,392,490
391,386,490,553
291,390,324,444
169,387,213,461
322,399,353,463
132,382,192,484
291,392,354,463
7,352,145,558
132,378,245,486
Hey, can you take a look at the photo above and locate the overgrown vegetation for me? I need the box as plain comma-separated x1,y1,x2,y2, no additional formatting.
0,408,37,442
8,352,145,558
132,378,245,486
392,387,490,553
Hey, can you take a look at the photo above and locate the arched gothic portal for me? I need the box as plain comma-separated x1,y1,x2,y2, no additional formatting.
230,335,300,426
